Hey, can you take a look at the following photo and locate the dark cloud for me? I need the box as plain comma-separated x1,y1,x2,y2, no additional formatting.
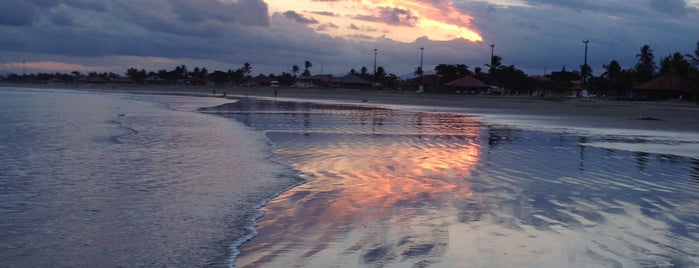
28,0,61,8
516,20,539,30
0,0,39,26
167,0,269,25
354,7,419,27
649,0,698,15
64,0,108,12
316,22,339,31
283,11,320,24
1,0,698,78
348,23,378,32
49,11,76,26
310,11,338,17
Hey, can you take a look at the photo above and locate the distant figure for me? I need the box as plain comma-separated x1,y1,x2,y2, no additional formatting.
212,89,216,95
222,91,227,98
274,89,278,97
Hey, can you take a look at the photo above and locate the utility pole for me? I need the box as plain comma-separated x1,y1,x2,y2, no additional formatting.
582,40,589,90
419,47,424,92
420,47,424,78
373,49,377,77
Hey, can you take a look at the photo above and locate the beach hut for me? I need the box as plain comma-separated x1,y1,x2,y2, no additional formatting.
332,74,372,89
246,74,273,87
144,75,165,85
630,74,685,100
186,76,208,86
293,75,315,88
442,75,489,94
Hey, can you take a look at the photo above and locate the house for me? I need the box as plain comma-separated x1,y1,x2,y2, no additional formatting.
144,75,165,85
442,75,489,94
249,74,273,87
415,74,441,92
115,76,137,85
293,76,314,88
186,76,207,86
630,74,686,100
331,74,372,89
292,75,332,88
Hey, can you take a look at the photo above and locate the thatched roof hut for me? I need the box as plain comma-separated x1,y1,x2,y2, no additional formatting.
631,74,685,100
440,75,489,94
332,74,371,89
445,75,489,88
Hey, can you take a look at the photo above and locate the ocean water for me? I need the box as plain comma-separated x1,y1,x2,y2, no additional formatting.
201,98,699,267
3,88,698,268
0,88,300,267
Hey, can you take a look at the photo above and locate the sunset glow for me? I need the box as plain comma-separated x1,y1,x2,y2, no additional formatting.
0,61,109,73
266,0,483,42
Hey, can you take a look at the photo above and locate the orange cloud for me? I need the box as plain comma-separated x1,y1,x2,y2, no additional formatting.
267,0,483,42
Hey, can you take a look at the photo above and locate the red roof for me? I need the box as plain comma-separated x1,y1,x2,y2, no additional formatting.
251,74,272,83
444,75,489,89
633,74,685,91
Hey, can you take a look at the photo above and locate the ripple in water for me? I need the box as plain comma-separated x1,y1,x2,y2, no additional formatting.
203,97,699,268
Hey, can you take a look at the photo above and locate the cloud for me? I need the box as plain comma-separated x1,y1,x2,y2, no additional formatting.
316,22,339,31
0,0,698,78
165,0,269,25
354,7,419,27
348,23,378,32
283,10,320,24
0,0,39,26
309,11,338,17
63,0,108,12
0,61,110,72
649,0,698,15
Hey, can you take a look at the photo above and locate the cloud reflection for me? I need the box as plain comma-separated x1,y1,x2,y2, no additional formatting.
204,99,699,267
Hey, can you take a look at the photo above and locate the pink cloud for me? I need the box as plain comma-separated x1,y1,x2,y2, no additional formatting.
0,61,110,72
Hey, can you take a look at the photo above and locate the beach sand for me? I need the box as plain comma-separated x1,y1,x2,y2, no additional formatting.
17,83,696,133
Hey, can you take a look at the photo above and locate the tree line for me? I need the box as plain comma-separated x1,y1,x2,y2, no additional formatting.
2,42,698,98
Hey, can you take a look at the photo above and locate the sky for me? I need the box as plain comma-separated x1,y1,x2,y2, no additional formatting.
1,0,698,78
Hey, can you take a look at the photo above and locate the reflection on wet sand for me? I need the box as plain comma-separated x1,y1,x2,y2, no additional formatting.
203,98,699,267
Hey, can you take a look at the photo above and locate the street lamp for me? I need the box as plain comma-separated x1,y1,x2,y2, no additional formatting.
490,44,495,67
419,47,424,77
373,48,377,78
582,40,589,90
419,47,424,92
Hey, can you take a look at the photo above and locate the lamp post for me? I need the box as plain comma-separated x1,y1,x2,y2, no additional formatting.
373,48,377,78
490,44,495,68
419,47,424,92
582,40,589,90
419,47,424,77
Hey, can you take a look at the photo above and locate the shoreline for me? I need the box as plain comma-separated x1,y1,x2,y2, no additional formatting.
4,83,699,133
5,84,698,267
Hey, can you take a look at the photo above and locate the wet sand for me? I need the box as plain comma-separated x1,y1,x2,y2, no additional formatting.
11,84,695,132
200,96,699,267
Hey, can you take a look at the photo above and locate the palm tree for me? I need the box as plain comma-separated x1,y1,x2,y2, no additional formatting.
413,66,423,77
242,62,252,76
686,41,699,67
603,60,622,80
660,52,692,77
635,45,656,82
304,61,312,76
292,65,300,77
